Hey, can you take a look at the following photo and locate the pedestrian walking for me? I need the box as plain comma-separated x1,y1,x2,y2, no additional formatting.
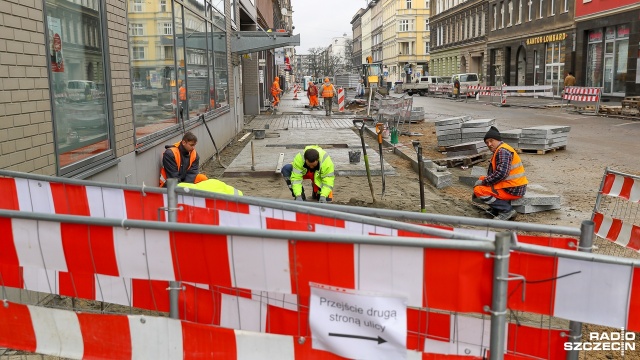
320,78,337,116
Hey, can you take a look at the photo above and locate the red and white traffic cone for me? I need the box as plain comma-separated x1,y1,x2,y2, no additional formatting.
500,83,507,106
338,87,345,112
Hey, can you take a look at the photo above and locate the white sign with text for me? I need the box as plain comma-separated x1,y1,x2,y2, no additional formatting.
309,283,407,360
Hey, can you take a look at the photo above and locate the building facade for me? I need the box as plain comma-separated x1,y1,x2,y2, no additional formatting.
361,8,373,69
1,0,296,184
351,9,365,72
575,0,639,98
485,0,575,94
429,0,487,82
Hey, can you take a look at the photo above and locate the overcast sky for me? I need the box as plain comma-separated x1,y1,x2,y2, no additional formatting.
291,0,366,54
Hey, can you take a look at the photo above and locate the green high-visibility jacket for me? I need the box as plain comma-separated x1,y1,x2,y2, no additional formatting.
291,145,335,198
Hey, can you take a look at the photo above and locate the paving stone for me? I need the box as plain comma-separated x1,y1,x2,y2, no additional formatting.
521,125,571,135
513,203,561,214
461,126,491,134
435,123,464,131
519,140,568,150
437,134,462,140
511,192,561,206
459,174,478,187
434,116,466,126
436,128,462,136
461,119,496,128
519,132,568,139
501,129,522,139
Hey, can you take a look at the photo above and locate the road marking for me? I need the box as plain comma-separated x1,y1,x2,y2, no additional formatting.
613,122,640,127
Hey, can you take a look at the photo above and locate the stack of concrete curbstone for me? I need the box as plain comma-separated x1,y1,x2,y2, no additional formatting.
461,119,496,143
519,125,570,151
501,129,522,150
435,116,471,147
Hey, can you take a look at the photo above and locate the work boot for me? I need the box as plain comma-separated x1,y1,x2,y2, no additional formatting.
495,209,517,221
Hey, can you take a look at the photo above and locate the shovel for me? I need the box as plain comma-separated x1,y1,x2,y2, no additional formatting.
375,122,386,198
353,119,376,204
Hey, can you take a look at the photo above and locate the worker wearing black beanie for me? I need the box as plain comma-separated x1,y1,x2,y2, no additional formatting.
484,126,502,142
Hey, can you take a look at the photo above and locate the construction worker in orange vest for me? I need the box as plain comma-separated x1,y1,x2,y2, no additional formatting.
271,77,282,108
159,131,207,187
320,77,336,116
179,81,187,120
307,81,320,109
472,126,528,221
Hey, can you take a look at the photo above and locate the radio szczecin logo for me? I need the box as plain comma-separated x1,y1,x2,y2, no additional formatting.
564,328,635,353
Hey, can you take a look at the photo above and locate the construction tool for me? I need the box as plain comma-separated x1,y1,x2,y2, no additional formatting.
375,122,386,198
353,119,376,203
412,140,425,213
201,115,227,168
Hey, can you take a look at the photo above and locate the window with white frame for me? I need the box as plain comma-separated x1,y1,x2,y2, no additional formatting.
160,0,167,12
425,0,429,8
131,0,143,12
563,0,568,12
528,0,532,21
501,2,505,28
425,41,430,53
163,23,172,35
398,19,412,31
508,1,513,26
539,0,543,18
550,0,555,15
132,46,145,59
129,23,144,36
407,0,412,9
425,19,430,31
518,0,522,23
492,4,497,30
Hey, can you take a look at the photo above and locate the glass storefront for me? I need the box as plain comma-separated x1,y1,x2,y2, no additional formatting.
45,0,112,173
586,25,629,96
128,0,229,146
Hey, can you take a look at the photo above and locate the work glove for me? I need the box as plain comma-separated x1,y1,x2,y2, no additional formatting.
474,179,483,187
319,196,327,203
295,196,304,201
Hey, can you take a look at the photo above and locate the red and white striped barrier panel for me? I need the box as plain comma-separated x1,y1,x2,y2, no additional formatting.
466,85,495,96
427,84,453,95
592,171,640,252
338,87,345,112
0,301,568,359
1,176,640,332
563,86,601,102
292,84,300,100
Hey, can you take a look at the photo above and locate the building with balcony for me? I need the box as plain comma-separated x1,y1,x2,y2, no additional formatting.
429,0,487,82
485,0,575,94
574,0,639,98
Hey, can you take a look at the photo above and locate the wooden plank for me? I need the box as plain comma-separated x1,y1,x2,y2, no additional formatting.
275,153,285,173
238,132,252,142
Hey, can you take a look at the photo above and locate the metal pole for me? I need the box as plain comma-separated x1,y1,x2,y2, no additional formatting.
167,178,180,319
413,141,425,213
489,232,510,360
566,220,595,360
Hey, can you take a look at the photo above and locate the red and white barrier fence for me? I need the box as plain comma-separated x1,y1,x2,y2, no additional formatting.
562,86,601,112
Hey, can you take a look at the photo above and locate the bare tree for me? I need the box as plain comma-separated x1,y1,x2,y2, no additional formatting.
307,47,324,79
343,38,355,72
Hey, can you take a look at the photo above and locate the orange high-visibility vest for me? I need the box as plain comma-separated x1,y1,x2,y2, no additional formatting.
490,142,528,189
321,84,334,98
179,86,187,101
159,142,197,187
271,81,281,94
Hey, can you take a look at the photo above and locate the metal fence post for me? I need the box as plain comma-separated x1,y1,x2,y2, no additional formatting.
167,178,180,319
489,232,511,360
566,220,595,360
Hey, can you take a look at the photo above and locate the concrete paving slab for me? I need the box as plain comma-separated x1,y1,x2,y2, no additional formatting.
501,129,522,138
513,204,561,214
521,125,571,135
461,119,496,127
224,128,396,177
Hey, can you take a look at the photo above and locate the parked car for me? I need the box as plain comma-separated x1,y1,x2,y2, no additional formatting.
403,76,451,96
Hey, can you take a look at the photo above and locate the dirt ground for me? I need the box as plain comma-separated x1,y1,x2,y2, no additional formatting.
202,114,640,359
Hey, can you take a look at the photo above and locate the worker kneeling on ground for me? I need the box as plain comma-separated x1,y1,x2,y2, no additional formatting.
159,131,207,187
281,146,335,203
178,178,243,196
472,126,528,221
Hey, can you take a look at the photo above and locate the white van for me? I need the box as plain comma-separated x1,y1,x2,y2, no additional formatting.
66,80,97,101
451,73,480,96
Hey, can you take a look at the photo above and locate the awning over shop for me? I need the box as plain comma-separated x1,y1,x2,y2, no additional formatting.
231,31,300,54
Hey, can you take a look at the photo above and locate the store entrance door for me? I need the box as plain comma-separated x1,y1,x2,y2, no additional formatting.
516,46,526,86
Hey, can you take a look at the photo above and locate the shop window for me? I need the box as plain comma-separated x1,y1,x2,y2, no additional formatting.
184,8,209,120
586,29,603,88
544,42,564,95
45,0,113,175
